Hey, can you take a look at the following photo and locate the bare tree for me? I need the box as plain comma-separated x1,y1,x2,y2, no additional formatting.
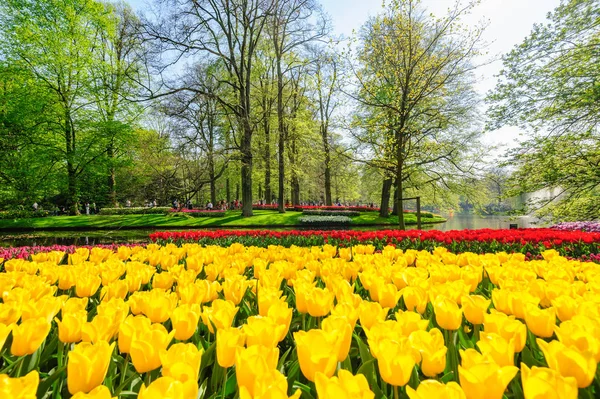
141,0,274,216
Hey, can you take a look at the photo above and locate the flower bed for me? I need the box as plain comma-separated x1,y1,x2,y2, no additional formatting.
302,209,361,217
551,221,600,232
0,243,598,398
150,228,600,258
169,209,226,217
298,215,353,226
99,207,171,215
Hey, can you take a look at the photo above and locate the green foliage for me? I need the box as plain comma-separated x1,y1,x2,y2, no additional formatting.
488,0,600,221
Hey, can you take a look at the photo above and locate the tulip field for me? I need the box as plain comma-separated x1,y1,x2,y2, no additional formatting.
0,229,599,398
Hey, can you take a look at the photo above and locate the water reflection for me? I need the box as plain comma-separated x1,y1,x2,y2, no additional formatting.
408,214,545,231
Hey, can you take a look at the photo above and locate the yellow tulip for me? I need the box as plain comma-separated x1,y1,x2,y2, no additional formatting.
75,274,102,298
554,319,600,362
141,289,178,323
160,343,202,380
238,369,301,399
315,369,374,399
11,317,51,356
483,311,527,352
170,304,201,341
322,315,353,362
550,295,577,322
294,329,340,382
406,380,466,399
330,303,359,329
62,297,88,314
401,286,428,314
118,315,151,354
217,327,245,368
507,291,540,320
201,299,239,333
130,324,175,373
358,301,389,331
56,310,87,343
476,333,515,367
0,370,38,399
235,345,280,397
434,296,462,331
0,322,13,351
100,280,128,302
67,341,115,395
461,295,490,325
0,302,21,325
71,385,115,399
244,316,286,347
520,364,578,399
409,328,447,377
373,282,402,308
524,305,556,338
266,301,293,342
21,296,62,323
138,376,198,399
395,310,429,335
536,339,596,388
81,315,118,343
376,337,421,386
222,275,250,305
458,362,518,399
306,287,334,317
152,272,174,290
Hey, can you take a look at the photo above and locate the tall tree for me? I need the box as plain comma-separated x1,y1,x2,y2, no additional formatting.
488,0,600,220
0,0,112,213
313,50,340,206
269,0,329,212
142,0,274,216
92,1,144,206
350,0,485,228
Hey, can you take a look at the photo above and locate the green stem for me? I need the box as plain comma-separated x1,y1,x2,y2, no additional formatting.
119,353,130,387
0,356,25,376
222,367,228,399
474,324,480,342
394,385,399,399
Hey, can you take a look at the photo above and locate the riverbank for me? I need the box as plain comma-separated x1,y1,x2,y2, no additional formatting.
0,210,445,231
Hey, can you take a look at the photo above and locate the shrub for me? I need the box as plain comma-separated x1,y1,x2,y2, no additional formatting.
298,216,352,226
0,210,50,219
98,207,171,215
302,209,360,217
169,209,226,218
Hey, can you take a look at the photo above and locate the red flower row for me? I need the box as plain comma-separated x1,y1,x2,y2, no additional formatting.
149,228,600,245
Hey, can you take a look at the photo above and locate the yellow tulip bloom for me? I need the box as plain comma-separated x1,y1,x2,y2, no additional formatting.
520,364,577,399
315,369,374,399
67,341,115,395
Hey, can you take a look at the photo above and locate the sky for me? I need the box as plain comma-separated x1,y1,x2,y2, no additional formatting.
127,0,562,155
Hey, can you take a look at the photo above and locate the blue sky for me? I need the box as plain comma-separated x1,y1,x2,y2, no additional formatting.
127,0,561,153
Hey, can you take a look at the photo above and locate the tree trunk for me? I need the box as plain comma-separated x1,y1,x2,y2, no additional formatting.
276,57,286,213
290,138,300,206
65,109,79,215
264,118,271,203
241,119,253,216
396,168,405,230
379,178,392,217
392,184,399,215
322,126,332,206
226,170,231,204
107,142,117,206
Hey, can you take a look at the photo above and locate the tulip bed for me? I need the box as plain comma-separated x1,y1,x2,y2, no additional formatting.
0,241,600,399
150,228,600,258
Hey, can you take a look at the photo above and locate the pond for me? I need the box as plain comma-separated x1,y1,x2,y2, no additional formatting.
0,214,545,247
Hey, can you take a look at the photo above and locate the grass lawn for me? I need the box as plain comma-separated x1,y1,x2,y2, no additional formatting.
0,210,446,230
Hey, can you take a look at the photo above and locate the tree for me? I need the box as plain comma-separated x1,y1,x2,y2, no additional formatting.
487,0,600,220
350,0,485,228
92,1,144,206
0,0,113,213
313,49,340,206
268,0,329,212
142,0,274,216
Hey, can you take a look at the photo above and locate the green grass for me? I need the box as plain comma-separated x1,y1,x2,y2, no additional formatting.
0,210,445,230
